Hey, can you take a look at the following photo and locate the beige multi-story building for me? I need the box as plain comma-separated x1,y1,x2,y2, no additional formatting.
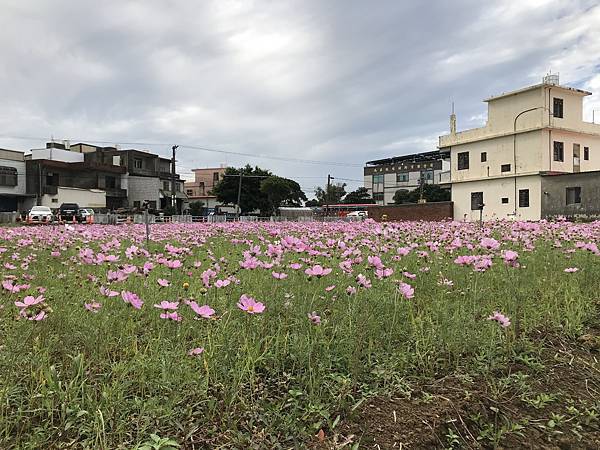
439,75,600,221
184,166,227,211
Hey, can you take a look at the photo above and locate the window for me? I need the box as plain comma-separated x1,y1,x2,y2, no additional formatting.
566,187,581,205
46,172,59,186
553,98,563,118
501,164,511,173
501,197,509,204
518,189,529,208
213,172,220,183
105,176,116,189
584,146,589,161
420,170,434,182
133,158,143,169
133,201,141,208
458,152,469,170
176,182,181,192
0,166,17,186
373,192,384,201
481,152,487,162
147,201,157,210
553,141,564,162
372,174,384,184
186,189,193,196
162,181,170,191
471,192,484,210
396,172,409,182
51,198,58,203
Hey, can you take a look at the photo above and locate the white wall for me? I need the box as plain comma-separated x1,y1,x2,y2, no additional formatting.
0,158,26,196
29,148,85,162
41,187,106,209
452,175,541,221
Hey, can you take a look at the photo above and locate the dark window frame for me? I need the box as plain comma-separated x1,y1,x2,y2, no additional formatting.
501,164,511,173
553,141,564,162
501,197,509,204
481,152,487,162
566,187,581,205
396,172,409,183
518,189,530,208
458,152,469,170
372,174,384,184
470,192,484,210
583,146,589,161
553,98,564,119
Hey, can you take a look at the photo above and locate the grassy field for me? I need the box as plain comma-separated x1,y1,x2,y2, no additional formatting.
0,220,599,449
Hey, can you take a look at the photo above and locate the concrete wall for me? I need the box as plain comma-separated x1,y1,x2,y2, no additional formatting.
541,172,600,219
29,148,85,162
0,158,26,196
127,175,161,207
452,175,542,221
367,202,453,222
41,187,106,208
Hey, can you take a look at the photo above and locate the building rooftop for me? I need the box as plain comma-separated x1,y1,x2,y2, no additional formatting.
483,82,591,102
366,150,449,166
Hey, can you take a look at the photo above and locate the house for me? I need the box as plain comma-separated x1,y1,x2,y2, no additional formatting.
72,143,187,212
26,142,126,209
364,150,451,205
439,75,600,221
0,148,33,212
184,166,227,211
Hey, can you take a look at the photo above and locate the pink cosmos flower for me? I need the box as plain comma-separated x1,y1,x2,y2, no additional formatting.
121,291,143,309
307,311,321,325
367,255,384,269
100,286,119,297
503,250,520,267
272,271,288,280
160,311,182,321
165,259,182,269
2,280,29,293
564,267,579,273
375,268,394,279
356,274,372,289
325,285,336,292
15,295,44,309
186,300,215,319
402,271,416,280
193,261,203,268
188,347,205,356
237,294,265,314
487,311,511,327
305,265,332,277
397,247,411,256
397,282,415,299
289,263,302,270
480,237,500,250
157,278,170,287
214,279,231,288
346,286,357,295
84,302,102,312
50,251,61,257
25,310,47,321
153,300,179,310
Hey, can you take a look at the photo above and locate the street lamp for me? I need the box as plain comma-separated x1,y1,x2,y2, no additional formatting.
512,107,552,215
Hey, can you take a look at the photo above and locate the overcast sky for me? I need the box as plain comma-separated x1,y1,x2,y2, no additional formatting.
1,0,599,195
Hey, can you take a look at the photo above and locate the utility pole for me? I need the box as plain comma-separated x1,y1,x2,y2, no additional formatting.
236,171,243,219
324,174,334,219
171,145,179,213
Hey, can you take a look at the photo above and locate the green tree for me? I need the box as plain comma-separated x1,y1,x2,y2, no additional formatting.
393,185,450,204
314,183,346,205
188,201,204,216
343,187,375,204
260,176,307,215
213,165,273,214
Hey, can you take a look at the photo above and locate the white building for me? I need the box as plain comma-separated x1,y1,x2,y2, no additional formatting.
364,151,450,205
0,148,33,212
439,75,600,221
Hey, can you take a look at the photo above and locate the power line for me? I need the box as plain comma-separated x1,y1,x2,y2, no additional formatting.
0,134,363,168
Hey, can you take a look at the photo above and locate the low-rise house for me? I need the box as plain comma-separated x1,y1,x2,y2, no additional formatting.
0,148,32,212
185,166,227,211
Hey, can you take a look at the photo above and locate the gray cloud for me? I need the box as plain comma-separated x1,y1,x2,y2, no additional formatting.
1,0,599,194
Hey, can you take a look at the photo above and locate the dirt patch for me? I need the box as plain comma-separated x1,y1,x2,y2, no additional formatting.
335,334,600,449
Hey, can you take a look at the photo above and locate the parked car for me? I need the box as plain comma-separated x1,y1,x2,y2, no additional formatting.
79,208,95,222
27,206,53,224
346,211,367,218
59,203,80,221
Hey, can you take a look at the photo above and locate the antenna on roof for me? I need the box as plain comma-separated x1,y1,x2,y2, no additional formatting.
450,101,457,134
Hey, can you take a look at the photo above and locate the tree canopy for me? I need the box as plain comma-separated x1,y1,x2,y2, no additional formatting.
212,165,307,215
393,184,451,204
343,187,375,204
314,183,347,206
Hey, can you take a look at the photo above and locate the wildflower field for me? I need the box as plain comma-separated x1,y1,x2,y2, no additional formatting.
1,220,599,449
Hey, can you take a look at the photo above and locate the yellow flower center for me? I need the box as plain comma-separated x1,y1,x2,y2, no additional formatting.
248,305,254,312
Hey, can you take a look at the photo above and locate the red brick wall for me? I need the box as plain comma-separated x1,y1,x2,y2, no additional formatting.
367,202,453,222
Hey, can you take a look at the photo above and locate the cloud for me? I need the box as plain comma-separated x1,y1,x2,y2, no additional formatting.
0,0,599,193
